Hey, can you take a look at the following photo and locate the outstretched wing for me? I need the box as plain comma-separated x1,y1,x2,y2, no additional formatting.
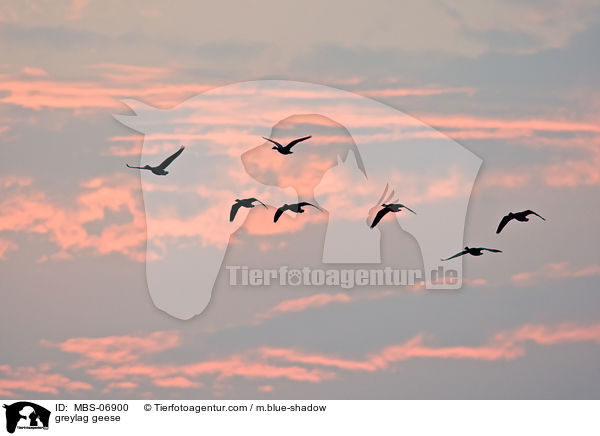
370,207,390,228
400,204,416,214
249,198,268,208
158,146,185,170
298,201,322,211
273,206,287,223
481,248,502,253
496,214,512,234
524,210,545,221
263,137,283,148
126,164,144,170
230,202,243,222
441,250,468,261
286,135,312,149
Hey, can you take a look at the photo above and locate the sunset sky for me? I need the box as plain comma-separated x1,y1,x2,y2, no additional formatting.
1,0,599,399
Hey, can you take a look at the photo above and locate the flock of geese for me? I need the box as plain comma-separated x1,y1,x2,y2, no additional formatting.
127,137,546,261
442,208,545,260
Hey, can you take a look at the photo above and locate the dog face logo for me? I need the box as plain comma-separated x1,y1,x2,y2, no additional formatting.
241,114,365,200
115,80,481,320
3,402,50,434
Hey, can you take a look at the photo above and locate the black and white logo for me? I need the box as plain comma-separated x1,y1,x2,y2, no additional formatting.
3,402,50,434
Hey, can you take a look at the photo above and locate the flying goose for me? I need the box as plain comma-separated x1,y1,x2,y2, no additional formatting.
496,210,545,234
126,145,184,176
230,198,267,222
370,203,416,229
274,202,322,223
441,246,502,261
263,135,312,155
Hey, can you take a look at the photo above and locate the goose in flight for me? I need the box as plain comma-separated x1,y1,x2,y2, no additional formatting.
370,203,416,229
230,198,267,222
126,145,184,176
263,135,312,155
441,246,502,261
274,202,322,223
496,210,545,234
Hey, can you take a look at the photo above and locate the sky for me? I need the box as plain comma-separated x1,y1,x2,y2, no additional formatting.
0,0,599,399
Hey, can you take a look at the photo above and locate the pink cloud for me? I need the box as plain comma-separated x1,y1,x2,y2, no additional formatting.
255,290,396,323
105,381,138,390
67,0,90,20
41,333,335,387
44,335,335,388
0,75,212,110
512,262,600,286
3,72,596,151
22,66,48,77
476,169,531,190
0,364,92,396
257,293,353,321
476,141,600,190
41,330,181,365
362,86,475,98
152,103,600,146
0,172,321,261
258,385,274,392
0,174,148,261
153,377,202,388
270,293,353,313
0,238,17,260
39,321,600,395
498,323,600,345
420,115,600,134
544,155,600,187
87,359,335,384
0,175,33,188
462,278,488,287
376,335,521,363
261,348,379,371
260,321,600,372
88,63,174,84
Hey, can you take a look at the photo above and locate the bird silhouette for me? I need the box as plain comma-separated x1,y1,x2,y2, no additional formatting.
274,202,322,222
370,203,416,228
127,145,184,175
230,198,267,222
263,135,312,155
496,210,545,234
441,246,502,261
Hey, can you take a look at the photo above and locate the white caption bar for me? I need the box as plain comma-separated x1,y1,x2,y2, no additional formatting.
0,400,598,435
